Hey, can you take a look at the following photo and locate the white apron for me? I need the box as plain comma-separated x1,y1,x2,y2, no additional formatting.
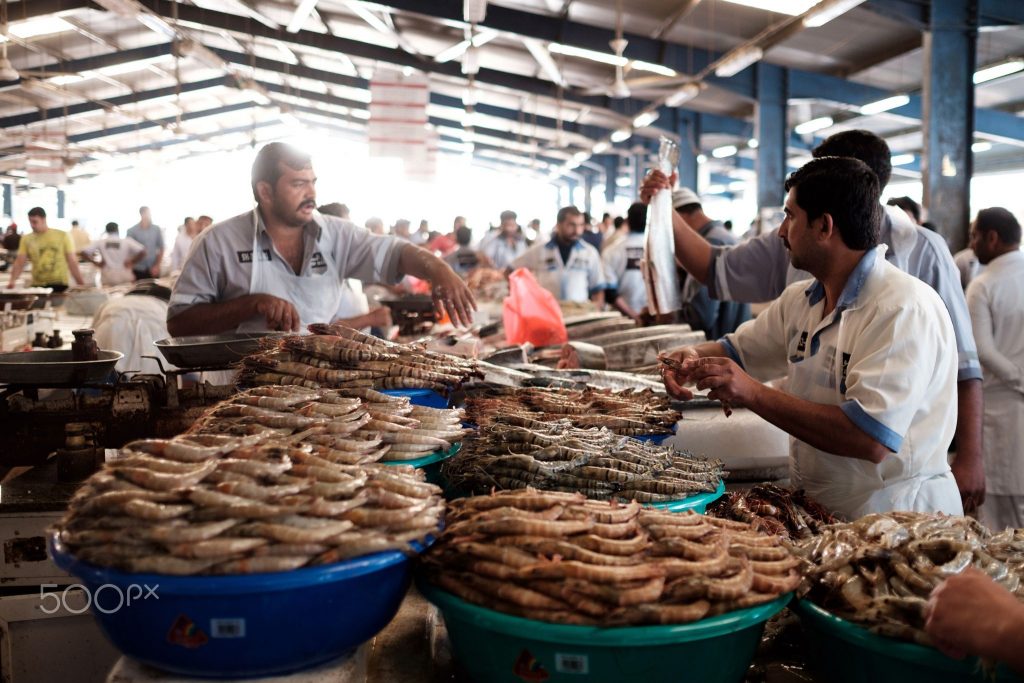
982,384,1024,495
787,316,960,521
238,209,345,332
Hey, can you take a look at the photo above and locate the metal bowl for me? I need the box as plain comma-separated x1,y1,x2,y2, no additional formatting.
0,349,122,385
154,333,283,369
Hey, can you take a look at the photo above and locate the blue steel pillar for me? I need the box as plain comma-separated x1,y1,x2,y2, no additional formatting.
565,178,578,208
674,109,700,192
56,190,66,220
583,172,594,216
755,63,788,210
598,154,618,206
2,184,11,218
922,0,977,251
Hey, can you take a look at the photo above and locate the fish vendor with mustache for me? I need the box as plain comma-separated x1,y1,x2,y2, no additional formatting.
168,143,475,335
659,156,962,521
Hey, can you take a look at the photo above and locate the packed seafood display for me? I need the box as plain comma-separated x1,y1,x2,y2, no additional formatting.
55,432,445,575
192,386,470,462
464,387,680,436
795,512,1024,645
237,322,482,392
443,419,723,503
707,484,837,540
421,489,799,626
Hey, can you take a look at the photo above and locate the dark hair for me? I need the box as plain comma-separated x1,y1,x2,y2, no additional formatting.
251,142,312,201
976,207,1022,245
886,196,921,223
626,202,648,233
556,206,582,224
812,130,892,189
72,220,79,226
27,207,45,219
676,203,701,215
455,226,473,246
183,216,194,226
602,212,611,221
139,206,149,214
317,202,346,218
198,215,213,223
613,216,625,229
500,210,517,222
583,212,592,224
105,222,118,234
784,157,881,251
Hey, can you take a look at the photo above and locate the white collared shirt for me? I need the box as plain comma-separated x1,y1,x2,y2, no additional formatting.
512,238,607,303
722,246,961,519
602,231,646,312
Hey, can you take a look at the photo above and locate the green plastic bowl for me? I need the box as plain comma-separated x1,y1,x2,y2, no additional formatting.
420,580,790,683
383,443,460,488
792,599,1022,683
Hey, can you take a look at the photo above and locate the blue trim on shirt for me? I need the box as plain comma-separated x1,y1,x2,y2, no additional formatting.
719,336,745,370
840,399,903,453
958,366,983,382
544,238,585,251
836,247,879,309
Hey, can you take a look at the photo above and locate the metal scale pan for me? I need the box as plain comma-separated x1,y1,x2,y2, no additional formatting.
153,332,283,369
0,350,122,386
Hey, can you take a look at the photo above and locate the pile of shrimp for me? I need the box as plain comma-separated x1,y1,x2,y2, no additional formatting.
795,512,1024,646
55,430,445,575
190,385,469,462
421,488,799,626
236,322,482,393
442,418,723,503
464,387,680,437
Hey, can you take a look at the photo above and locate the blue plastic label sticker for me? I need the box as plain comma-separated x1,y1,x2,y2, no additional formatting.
210,618,246,638
555,653,589,674
512,649,550,682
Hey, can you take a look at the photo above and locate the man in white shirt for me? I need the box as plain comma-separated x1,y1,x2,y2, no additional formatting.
512,206,606,305
662,157,961,520
965,208,1024,530
480,210,528,270
170,217,200,272
168,142,474,334
602,202,647,320
83,222,147,286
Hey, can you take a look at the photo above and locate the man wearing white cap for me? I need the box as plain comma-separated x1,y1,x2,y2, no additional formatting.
672,187,750,338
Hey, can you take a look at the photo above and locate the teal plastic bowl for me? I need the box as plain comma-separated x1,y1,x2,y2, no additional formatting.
384,443,460,487
421,581,790,683
646,479,725,513
792,599,1022,683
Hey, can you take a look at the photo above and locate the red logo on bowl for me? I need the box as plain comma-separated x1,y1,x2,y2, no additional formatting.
167,614,209,649
513,649,549,682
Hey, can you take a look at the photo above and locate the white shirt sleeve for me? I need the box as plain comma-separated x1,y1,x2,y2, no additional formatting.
967,277,1024,393
838,298,951,452
722,287,791,381
125,237,146,259
333,222,405,285
587,249,607,291
603,246,624,288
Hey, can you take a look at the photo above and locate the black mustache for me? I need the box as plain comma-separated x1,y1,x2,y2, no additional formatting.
300,201,315,209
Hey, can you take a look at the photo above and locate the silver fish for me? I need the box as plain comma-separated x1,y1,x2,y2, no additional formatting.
643,136,683,316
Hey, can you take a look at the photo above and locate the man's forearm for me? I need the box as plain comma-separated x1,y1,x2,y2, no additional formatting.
7,254,26,286
612,296,637,320
67,256,85,285
167,297,262,336
590,289,605,306
671,211,713,284
747,385,889,463
952,378,985,507
398,243,439,280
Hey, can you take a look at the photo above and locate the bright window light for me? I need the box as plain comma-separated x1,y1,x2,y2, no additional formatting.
748,138,759,149
9,16,73,39
891,153,915,166
794,116,834,135
972,141,992,153
720,0,820,14
974,59,1024,85
714,46,764,78
728,180,747,191
49,74,87,86
859,94,910,116
615,176,632,187
592,141,609,154
697,154,707,163
610,128,631,143
548,43,627,67
96,61,157,77
803,0,866,28
712,145,738,158
706,184,727,194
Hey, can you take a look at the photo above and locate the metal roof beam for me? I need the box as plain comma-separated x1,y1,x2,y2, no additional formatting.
68,100,255,143
862,0,928,29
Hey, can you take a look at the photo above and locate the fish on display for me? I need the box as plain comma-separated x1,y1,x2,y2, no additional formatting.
643,136,683,317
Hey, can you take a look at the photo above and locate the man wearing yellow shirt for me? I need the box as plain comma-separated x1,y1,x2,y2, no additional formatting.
6,207,85,291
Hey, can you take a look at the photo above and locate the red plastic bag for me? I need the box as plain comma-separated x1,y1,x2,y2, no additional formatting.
503,267,568,347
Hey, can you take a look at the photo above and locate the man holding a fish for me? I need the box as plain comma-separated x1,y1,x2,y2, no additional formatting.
655,156,961,521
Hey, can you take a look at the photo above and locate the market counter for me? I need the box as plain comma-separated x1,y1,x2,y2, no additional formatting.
667,405,790,481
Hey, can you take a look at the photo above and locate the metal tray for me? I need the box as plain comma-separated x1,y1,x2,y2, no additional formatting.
154,333,282,368
0,350,122,385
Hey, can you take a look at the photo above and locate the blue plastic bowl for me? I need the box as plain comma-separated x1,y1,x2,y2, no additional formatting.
645,479,726,513
48,532,427,679
792,599,1021,683
381,388,450,408
421,579,790,683
631,424,678,445
384,443,460,487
